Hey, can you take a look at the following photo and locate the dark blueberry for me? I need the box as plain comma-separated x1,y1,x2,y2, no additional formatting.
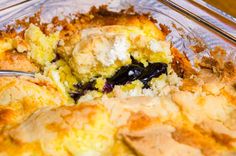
70,81,97,101
70,59,168,100
131,56,144,67
139,63,167,88
74,83,83,89
103,82,114,93
51,53,61,63
69,92,83,102
107,64,144,85
82,80,96,91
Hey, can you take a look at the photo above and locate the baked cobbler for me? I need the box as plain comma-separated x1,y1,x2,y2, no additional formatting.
0,7,235,156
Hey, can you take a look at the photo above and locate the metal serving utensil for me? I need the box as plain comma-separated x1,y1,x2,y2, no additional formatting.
0,70,35,77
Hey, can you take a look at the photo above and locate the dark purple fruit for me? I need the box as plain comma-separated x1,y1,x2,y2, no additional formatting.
107,64,144,85
131,56,144,67
139,63,167,88
103,82,114,93
104,62,167,92
81,81,96,91
51,54,61,63
70,60,168,100
69,92,83,102
70,80,96,101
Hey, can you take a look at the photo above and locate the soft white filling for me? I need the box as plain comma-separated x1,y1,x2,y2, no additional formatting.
149,39,171,54
96,35,130,66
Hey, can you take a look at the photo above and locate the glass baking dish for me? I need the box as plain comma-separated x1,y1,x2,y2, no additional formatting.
0,0,235,63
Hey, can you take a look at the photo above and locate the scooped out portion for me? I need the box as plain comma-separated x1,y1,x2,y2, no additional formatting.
53,12,178,102
0,7,236,156
0,10,180,103
58,25,172,83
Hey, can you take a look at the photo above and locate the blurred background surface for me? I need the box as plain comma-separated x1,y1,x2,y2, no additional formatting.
204,0,236,17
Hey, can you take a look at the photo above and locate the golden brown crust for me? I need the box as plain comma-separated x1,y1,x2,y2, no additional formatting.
0,51,39,72
0,77,67,129
0,81,236,156
0,6,235,156
58,8,165,46
121,124,204,156
0,104,115,156
114,65,236,155
171,47,196,78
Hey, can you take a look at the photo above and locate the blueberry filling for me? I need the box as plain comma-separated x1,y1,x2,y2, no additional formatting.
139,63,167,88
70,80,96,101
107,65,145,86
104,62,167,92
70,61,168,101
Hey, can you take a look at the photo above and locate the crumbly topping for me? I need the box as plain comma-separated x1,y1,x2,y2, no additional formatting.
25,24,59,66
0,8,235,156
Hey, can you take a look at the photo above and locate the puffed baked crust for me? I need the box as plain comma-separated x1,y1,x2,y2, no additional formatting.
0,7,235,156
0,61,236,155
